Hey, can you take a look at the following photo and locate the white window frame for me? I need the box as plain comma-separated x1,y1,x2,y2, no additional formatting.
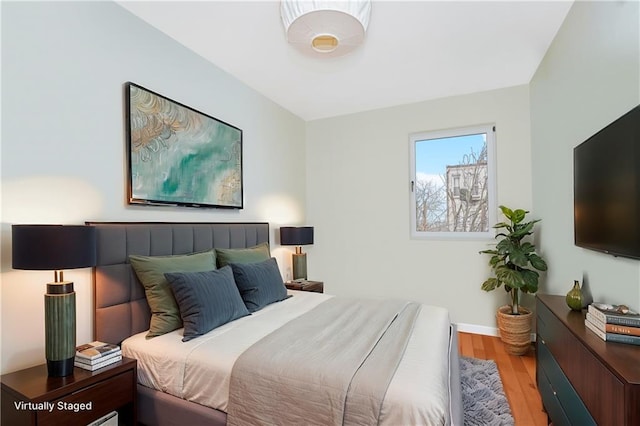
409,124,497,240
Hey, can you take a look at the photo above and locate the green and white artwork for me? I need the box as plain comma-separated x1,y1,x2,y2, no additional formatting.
127,83,243,209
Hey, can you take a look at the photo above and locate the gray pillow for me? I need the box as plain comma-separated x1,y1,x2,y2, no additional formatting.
230,257,288,312
164,266,250,342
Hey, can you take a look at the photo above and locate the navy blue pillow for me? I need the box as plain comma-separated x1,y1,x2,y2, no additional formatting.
229,257,289,312
164,266,249,342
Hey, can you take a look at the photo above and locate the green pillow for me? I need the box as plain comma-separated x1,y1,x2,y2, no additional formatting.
215,242,270,268
129,250,217,338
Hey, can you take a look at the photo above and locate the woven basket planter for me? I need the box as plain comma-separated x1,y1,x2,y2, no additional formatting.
496,305,533,356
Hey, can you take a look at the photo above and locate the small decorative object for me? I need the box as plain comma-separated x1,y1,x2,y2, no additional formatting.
126,82,243,209
480,206,548,355
618,305,630,314
566,280,583,311
280,226,314,281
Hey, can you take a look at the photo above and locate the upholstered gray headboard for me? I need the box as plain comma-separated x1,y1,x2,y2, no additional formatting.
87,222,270,345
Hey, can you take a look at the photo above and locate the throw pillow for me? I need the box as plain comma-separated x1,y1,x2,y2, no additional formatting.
165,267,250,342
216,242,270,268
129,250,217,338
229,257,288,312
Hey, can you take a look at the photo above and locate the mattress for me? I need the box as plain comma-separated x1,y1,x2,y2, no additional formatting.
122,291,459,425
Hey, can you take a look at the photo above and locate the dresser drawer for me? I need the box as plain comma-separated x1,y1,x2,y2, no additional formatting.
538,340,596,426
536,300,566,359
537,364,571,426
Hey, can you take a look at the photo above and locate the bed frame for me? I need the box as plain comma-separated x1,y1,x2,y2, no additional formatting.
88,221,270,426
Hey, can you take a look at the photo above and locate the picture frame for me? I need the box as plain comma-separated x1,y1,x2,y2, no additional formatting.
125,82,243,209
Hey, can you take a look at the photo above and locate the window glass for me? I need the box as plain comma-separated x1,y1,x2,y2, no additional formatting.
409,124,496,239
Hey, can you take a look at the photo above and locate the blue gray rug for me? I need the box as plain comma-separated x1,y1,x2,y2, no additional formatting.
460,356,514,426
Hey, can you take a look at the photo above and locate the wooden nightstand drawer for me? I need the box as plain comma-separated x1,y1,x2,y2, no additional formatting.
38,369,134,425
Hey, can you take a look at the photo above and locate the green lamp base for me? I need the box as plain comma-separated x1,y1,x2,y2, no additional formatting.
45,281,76,377
292,253,307,281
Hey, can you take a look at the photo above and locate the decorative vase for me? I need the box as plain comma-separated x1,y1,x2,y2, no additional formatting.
566,280,583,311
496,306,533,356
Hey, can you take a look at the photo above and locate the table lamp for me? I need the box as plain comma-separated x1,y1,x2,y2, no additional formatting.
12,224,97,377
279,226,314,281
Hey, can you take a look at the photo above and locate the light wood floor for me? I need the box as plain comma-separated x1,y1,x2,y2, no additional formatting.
458,332,548,426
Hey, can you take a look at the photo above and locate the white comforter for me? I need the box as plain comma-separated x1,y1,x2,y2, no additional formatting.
122,291,458,425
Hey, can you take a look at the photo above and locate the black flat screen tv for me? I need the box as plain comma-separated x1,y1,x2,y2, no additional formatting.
574,104,640,259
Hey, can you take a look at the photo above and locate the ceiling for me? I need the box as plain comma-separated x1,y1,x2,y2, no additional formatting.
118,1,574,121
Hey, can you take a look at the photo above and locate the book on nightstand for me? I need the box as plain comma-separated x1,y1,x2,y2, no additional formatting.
76,341,120,361
74,354,122,371
75,341,122,370
585,312,640,346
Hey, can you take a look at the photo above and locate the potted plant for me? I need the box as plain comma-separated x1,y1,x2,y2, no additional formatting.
480,205,548,355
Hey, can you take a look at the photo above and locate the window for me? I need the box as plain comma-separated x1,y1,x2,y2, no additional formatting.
409,124,496,239
453,175,460,197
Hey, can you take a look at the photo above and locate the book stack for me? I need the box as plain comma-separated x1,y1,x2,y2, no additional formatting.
585,303,640,346
75,341,122,371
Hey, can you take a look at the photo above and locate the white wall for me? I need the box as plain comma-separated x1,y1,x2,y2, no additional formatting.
530,0,640,310
1,2,306,373
305,85,534,332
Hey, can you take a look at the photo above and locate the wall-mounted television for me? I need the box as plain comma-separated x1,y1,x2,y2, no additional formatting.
574,104,640,259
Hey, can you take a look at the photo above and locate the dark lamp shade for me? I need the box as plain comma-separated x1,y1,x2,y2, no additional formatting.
12,225,97,270
280,226,314,246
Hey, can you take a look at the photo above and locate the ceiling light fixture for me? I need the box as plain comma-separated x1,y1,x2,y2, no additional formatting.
281,0,371,57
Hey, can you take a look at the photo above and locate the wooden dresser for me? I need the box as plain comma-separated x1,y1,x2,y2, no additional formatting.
536,294,640,425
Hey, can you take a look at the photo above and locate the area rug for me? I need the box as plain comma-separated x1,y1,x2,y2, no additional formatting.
460,356,515,426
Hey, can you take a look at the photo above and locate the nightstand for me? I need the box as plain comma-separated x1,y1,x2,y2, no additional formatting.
285,280,324,293
1,357,137,426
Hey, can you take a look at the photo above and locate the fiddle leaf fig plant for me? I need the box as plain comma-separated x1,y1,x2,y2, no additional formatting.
480,205,548,315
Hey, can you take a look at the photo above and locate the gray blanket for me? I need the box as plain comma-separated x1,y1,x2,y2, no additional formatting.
226,298,421,426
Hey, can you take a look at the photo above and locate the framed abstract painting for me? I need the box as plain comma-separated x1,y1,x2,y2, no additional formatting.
125,82,243,209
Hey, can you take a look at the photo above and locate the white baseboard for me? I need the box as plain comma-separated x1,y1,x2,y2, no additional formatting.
456,323,499,336
455,322,537,342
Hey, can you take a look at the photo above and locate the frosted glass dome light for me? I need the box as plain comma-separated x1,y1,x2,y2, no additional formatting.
281,0,371,57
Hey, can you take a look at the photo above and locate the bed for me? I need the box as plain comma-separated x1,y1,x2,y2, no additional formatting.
89,221,464,426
